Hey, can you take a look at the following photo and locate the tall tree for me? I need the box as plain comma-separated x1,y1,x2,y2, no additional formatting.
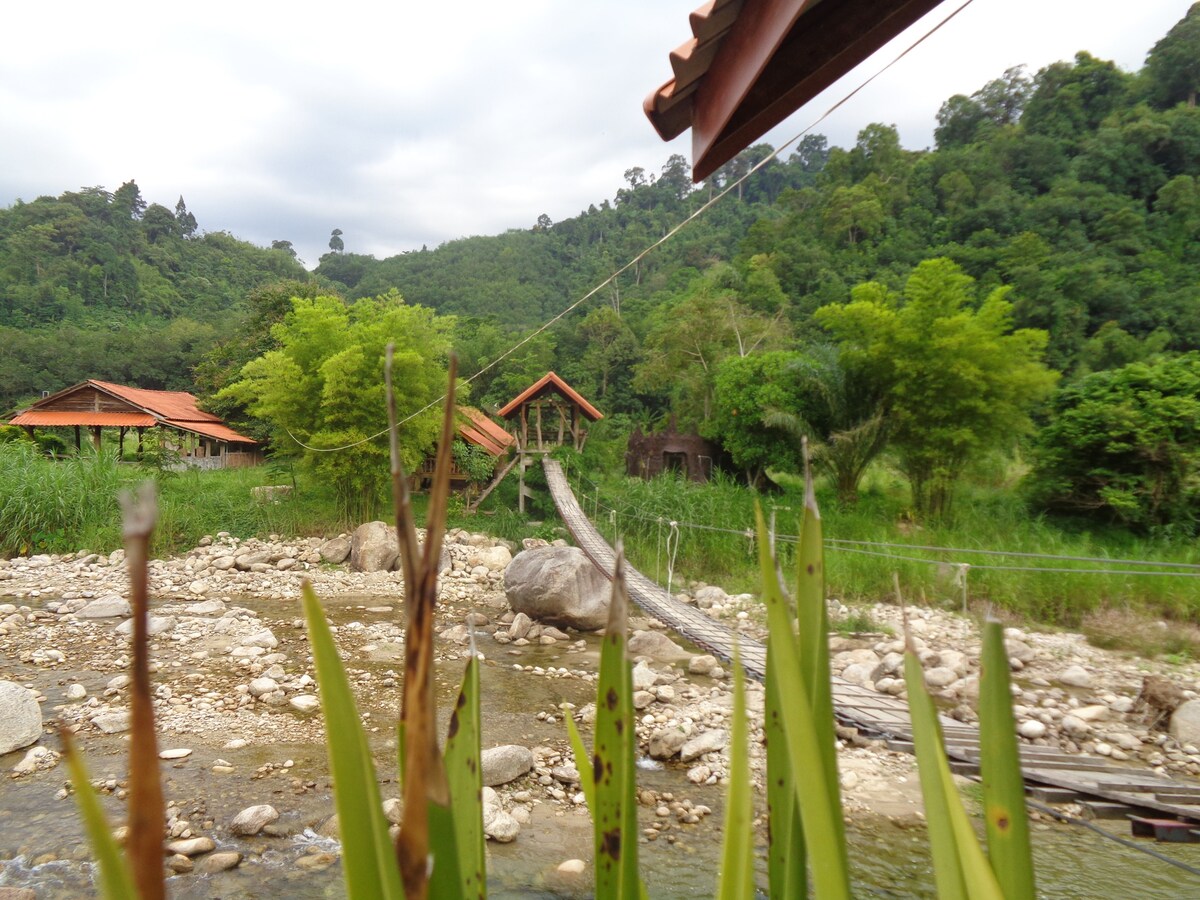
1145,3,1200,109
174,196,198,237
329,228,345,253
218,292,452,520
816,258,1058,517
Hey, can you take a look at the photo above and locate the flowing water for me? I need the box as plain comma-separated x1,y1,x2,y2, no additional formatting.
2,592,1198,897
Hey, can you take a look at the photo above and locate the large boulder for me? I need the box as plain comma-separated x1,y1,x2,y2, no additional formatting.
1170,699,1200,745
350,521,399,573
349,522,451,574
504,546,610,631
0,682,42,755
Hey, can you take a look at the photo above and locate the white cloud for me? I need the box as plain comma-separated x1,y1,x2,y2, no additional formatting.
0,0,1191,267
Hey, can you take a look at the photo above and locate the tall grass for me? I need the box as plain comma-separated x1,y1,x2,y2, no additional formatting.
570,462,1200,627
0,442,127,556
0,442,346,558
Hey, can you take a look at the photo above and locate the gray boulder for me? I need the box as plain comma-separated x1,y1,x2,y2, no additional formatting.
0,682,42,755
230,804,279,836
481,744,534,786
503,546,610,630
1170,699,1200,745
77,595,131,618
350,521,399,573
628,630,691,662
319,537,352,564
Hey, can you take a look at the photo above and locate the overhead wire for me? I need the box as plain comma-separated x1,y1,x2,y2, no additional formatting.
281,0,980,455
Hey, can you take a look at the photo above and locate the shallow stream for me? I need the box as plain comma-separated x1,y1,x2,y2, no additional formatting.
2,592,1199,897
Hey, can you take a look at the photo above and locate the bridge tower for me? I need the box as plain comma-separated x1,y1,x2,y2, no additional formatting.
497,372,603,512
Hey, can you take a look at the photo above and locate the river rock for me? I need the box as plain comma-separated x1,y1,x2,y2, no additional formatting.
1170,699,1200,744
1059,665,1093,689
230,804,279,835
0,682,42,755
290,694,320,714
481,787,520,842
470,545,513,572
167,837,216,856
319,537,351,564
0,889,38,900
631,661,659,691
91,709,131,734
115,615,175,637
482,744,534,786
680,729,729,762
693,586,728,609
195,851,242,874
628,630,692,662
76,596,130,618
924,667,959,688
503,546,610,631
688,654,719,675
1018,720,1047,739
350,521,399,573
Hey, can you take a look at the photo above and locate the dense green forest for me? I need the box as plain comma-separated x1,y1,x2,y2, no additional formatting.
4,7,1200,532
0,182,311,409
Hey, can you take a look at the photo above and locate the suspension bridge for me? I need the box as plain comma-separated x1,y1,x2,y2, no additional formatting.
543,457,1200,841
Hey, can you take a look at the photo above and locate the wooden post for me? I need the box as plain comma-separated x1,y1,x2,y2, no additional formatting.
535,402,544,450
91,426,102,451
22,426,35,443
118,426,127,460
136,427,144,459
74,425,81,451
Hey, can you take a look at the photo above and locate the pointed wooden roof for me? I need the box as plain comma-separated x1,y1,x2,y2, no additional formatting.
497,372,603,422
9,379,257,444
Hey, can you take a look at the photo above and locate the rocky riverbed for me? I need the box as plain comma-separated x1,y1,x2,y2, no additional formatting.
2,528,1200,896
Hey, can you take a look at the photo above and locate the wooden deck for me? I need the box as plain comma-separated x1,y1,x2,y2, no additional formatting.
542,458,1200,828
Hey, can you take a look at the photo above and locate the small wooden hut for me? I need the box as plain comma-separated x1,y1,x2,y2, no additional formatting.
8,380,261,468
410,406,514,492
497,372,603,512
626,419,718,483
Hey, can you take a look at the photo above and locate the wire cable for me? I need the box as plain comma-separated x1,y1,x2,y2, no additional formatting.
279,0,981,455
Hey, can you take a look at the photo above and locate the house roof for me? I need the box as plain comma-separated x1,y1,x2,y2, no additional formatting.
10,411,157,427
9,379,257,444
645,0,949,180
89,380,225,423
457,407,514,457
496,372,603,422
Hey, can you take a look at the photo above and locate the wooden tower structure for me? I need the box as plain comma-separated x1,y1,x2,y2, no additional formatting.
497,372,603,512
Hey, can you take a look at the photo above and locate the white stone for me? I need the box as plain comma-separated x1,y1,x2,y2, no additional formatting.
1059,665,1093,689
481,744,534,786
680,729,729,762
230,804,279,835
289,695,320,714
159,748,193,760
1018,720,1047,739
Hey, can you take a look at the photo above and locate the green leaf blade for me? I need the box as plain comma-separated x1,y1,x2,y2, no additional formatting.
444,650,486,899
717,644,755,900
302,583,404,900
979,619,1036,899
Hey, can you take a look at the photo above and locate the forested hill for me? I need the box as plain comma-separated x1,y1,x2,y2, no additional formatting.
315,12,1200,410
0,182,311,410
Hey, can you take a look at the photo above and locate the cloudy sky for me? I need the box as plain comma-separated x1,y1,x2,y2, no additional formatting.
0,1,1191,267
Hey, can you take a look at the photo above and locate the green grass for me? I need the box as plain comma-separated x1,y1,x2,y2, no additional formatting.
566,461,1200,629
0,442,346,558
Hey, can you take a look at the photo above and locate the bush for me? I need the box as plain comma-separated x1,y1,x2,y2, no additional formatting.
1027,353,1200,533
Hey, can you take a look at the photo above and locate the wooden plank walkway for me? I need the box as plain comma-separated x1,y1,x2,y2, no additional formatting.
543,458,1200,826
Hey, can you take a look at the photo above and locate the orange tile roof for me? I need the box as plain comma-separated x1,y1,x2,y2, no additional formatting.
10,411,157,427
89,380,223,423
9,380,256,444
497,372,603,422
163,419,258,444
457,407,514,457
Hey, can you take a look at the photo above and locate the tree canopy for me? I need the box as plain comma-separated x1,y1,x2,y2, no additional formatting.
218,292,453,520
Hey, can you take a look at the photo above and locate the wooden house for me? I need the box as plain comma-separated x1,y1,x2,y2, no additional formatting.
8,380,261,468
411,406,514,491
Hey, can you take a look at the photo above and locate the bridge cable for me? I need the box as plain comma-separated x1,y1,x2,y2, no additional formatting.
278,0,981,455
